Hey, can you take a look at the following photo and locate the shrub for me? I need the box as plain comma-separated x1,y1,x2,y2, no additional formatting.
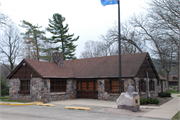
140,98,159,105
1,78,9,96
158,92,171,97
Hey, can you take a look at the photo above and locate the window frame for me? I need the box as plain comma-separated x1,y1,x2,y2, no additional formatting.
110,80,119,93
105,79,124,93
50,80,66,92
139,79,146,92
149,79,155,91
19,80,30,94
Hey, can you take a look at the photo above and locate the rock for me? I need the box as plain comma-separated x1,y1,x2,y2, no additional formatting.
116,85,140,112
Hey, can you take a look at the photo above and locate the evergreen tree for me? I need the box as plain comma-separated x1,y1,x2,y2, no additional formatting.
46,13,79,60
20,20,46,61
1,77,9,96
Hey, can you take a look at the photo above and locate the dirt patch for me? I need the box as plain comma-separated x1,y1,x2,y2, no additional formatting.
100,107,153,117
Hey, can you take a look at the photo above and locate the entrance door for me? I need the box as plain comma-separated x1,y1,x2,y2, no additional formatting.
77,81,97,99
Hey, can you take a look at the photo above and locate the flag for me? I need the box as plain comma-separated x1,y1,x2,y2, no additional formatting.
101,0,118,6
138,43,141,48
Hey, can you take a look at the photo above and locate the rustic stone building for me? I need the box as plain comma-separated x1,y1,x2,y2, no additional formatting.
7,53,166,103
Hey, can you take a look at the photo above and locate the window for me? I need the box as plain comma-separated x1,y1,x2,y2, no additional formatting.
139,79,146,92
50,80,66,92
105,80,124,93
111,81,119,93
19,80,30,94
149,80,155,91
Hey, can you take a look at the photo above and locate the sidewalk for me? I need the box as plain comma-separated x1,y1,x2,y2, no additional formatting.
142,94,180,119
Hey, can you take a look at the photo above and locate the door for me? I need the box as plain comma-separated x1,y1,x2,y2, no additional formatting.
77,81,97,99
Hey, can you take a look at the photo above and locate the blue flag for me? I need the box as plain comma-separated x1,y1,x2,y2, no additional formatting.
101,0,118,6
138,43,141,48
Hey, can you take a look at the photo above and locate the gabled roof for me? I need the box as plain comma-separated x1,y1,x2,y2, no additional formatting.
8,52,158,79
169,74,178,82
159,75,166,81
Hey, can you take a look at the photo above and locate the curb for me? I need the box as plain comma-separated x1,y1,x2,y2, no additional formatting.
0,102,43,106
37,103,55,107
65,106,90,110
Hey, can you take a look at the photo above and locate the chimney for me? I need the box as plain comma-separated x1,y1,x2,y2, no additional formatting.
52,52,64,67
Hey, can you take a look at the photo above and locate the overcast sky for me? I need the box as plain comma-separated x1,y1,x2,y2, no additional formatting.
0,0,147,58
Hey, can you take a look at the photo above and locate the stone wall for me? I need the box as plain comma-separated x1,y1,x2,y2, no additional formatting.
97,79,119,101
134,77,161,98
9,78,77,103
124,78,135,92
50,79,77,102
9,78,31,101
97,77,163,101
31,78,50,103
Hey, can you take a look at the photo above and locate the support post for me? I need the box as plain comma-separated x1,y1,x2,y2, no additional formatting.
30,74,33,100
146,71,150,98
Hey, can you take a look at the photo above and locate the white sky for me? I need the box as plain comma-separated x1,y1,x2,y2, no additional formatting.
0,0,147,58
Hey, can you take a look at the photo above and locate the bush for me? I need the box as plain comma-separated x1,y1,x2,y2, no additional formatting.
140,98,159,105
1,78,9,96
158,92,171,97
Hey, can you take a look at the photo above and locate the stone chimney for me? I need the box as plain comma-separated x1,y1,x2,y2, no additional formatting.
52,52,64,67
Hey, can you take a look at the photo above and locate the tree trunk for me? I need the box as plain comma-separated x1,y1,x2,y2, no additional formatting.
166,70,170,92
62,40,65,60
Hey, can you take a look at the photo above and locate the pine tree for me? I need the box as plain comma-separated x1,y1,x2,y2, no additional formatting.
20,20,46,61
46,13,79,60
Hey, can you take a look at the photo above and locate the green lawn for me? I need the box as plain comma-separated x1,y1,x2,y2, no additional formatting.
177,95,180,97
0,96,28,103
172,111,180,120
169,86,180,94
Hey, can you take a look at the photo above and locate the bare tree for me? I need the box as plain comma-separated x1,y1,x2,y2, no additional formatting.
0,21,22,72
100,22,143,54
130,0,180,91
80,22,144,59
80,40,110,58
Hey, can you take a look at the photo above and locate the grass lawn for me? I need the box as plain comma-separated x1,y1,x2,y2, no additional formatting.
177,95,180,97
169,89,180,94
172,111,180,120
0,96,28,103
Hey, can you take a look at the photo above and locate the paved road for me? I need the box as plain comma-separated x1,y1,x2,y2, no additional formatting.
0,105,165,120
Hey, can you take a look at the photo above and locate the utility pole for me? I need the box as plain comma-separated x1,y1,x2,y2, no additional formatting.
0,63,1,100
178,20,180,93
118,0,122,95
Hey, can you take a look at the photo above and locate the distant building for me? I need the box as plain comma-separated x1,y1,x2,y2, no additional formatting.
169,75,178,86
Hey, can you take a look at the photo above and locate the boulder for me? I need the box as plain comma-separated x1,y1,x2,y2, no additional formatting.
116,86,140,112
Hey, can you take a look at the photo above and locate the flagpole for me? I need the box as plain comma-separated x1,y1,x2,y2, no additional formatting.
118,0,122,95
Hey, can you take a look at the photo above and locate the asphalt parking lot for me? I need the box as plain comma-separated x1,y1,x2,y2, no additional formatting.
0,104,165,120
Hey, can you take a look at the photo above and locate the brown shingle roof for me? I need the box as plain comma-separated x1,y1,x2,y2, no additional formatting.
22,53,148,78
69,53,147,78
24,59,74,78
159,75,166,80
8,53,152,79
